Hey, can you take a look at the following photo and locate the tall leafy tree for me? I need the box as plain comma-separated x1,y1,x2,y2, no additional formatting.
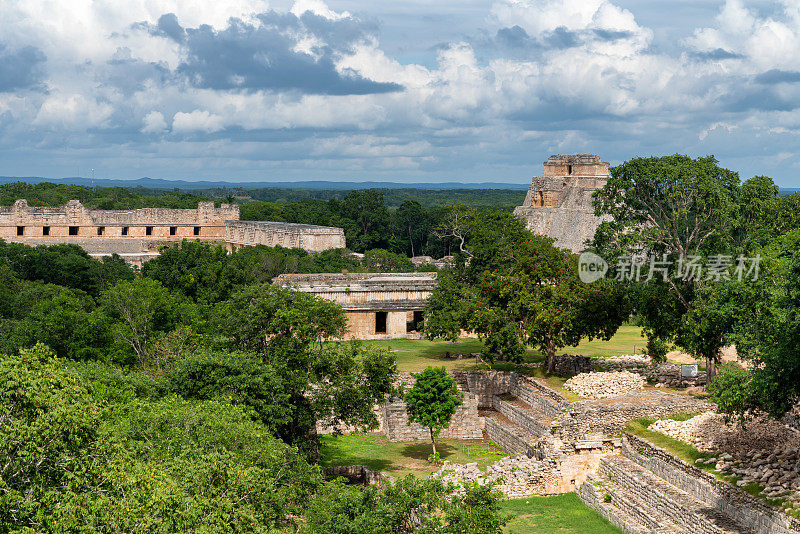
0,241,134,297
393,200,431,257
336,190,391,252
102,278,197,367
592,155,744,377
215,284,396,449
425,210,628,366
707,230,800,417
404,366,463,459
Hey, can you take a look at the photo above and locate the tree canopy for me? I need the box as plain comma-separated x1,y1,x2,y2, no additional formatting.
425,210,628,364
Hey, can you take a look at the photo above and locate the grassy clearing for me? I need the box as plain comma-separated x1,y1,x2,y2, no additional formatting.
359,327,648,402
500,494,622,534
319,434,506,479
362,325,648,373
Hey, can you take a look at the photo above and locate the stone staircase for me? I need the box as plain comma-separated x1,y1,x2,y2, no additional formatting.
580,453,757,534
483,384,560,457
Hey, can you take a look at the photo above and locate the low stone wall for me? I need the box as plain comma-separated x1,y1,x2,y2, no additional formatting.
554,391,712,445
484,416,535,456
510,375,569,418
322,465,385,485
645,362,707,388
623,434,800,534
382,392,483,441
546,354,593,377
547,353,709,388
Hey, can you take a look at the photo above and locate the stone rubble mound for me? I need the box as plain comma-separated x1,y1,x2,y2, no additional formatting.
563,371,645,399
431,455,558,499
650,412,727,451
596,354,652,367
708,447,800,507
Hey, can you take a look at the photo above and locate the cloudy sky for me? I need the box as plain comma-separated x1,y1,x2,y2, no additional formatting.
1,0,800,186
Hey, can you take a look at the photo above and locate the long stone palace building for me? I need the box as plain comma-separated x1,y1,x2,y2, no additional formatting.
0,199,345,266
274,272,437,339
514,154,610,252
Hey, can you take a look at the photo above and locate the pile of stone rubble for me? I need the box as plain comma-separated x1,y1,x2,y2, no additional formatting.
650,412,728,451
594,354,652,371
699,448,800,507
431,455,559,498
563,371,645,399
650,412,800,453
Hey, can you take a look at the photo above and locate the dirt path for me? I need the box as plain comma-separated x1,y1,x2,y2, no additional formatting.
666,345,743,366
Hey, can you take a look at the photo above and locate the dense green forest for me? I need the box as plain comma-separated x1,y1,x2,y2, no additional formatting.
0,235,510,532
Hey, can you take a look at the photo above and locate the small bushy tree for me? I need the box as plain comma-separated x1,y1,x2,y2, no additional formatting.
404,366,463,460
302,475,506,534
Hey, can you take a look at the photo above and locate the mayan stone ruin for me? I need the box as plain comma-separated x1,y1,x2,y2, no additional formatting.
274,272,436,339
0,199,346,266
514,154,610,252
333,368,800,533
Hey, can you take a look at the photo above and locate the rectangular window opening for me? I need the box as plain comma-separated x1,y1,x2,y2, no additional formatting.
42,226,50,236
193,226,201,236
145,226,153,236
16,226,24,236
375,311,388,334
567,164,573,175
121,226,129,236
407,310,424,333
68,226,79,236
170,226,177,236
97,226,105,236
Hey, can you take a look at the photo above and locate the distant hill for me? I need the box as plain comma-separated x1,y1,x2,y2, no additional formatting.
0,176,530,191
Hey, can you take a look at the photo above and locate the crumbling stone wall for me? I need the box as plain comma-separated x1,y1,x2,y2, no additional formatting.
547,353,709,387
554,391,712,446
382,392,483,441
225,220,345,252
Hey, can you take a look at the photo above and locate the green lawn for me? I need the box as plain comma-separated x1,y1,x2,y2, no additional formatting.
362,326,648,373
319,433,506,479
501,494,622,533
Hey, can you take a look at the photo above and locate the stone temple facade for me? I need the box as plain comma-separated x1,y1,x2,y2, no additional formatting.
0,199,346,266
514,154,610,252
274,272,437,339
